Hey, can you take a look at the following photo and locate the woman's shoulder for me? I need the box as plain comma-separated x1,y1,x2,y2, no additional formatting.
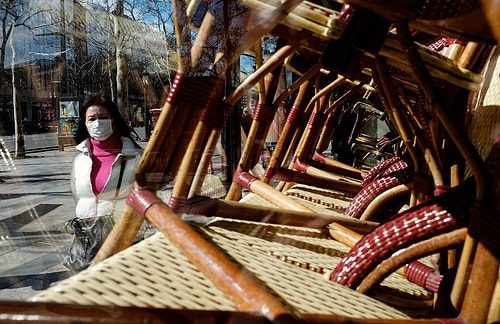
72,142,91,170
75,138,90,152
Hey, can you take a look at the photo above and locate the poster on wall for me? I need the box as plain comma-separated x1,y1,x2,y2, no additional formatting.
60,101,79,117
59,101,80,136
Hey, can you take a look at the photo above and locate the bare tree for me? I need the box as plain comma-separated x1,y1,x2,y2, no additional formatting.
111,0,127,117
1,0,177,152
68,0,176,120
0,0,56,156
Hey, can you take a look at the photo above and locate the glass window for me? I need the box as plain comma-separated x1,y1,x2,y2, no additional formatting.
0,0,178,300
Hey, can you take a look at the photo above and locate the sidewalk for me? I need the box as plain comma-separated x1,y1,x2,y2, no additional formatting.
0,148,76,301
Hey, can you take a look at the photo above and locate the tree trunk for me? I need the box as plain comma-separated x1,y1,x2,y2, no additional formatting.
10,37,25,158
112,0,127,118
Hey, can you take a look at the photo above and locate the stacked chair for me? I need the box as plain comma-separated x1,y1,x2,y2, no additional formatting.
5,0,500,323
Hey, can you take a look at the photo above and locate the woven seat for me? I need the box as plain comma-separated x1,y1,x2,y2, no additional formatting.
242,0,343,41
264,153,414,222
33,217,432,318
379,33,484,91
284,183,353,212
237,186,436,316
238,153,410,222
241,188,349,216
201,218,434,316
34,231,237,310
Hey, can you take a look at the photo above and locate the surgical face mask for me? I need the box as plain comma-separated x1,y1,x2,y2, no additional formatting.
86,119,114,141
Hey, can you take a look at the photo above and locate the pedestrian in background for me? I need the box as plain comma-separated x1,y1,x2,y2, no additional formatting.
63,94,144,271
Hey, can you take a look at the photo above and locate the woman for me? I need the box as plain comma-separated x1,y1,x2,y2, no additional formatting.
64,94,143,271
71,94,142,221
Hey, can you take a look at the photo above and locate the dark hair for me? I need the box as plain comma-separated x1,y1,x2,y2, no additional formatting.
75,94,141,150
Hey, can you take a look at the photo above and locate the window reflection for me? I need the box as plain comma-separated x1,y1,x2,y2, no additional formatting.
0,0,177,300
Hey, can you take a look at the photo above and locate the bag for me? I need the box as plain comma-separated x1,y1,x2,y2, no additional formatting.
63,157,127,272
63,215,114,271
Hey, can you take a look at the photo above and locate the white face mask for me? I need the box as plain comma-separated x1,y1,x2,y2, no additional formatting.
86,119,114,141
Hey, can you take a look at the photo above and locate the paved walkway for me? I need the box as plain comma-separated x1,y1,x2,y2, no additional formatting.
0,147,76,301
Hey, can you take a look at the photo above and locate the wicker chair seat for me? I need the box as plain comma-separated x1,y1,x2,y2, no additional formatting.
379,33,484,91
240,188,349,216
33,217,434,318
284,183,353,212
199,218,435,316
33,231,236,310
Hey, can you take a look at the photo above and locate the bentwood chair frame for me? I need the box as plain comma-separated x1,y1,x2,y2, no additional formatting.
6,1,499,323
110,0,496,312
112,0,497,315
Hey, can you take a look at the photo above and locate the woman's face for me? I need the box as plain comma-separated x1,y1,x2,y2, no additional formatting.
85,105,115,141
85,105,111,124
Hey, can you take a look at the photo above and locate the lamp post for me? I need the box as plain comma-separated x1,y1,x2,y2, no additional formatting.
142,72,150,141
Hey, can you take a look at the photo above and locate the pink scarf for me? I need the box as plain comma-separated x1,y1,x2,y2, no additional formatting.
90,134,122,195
